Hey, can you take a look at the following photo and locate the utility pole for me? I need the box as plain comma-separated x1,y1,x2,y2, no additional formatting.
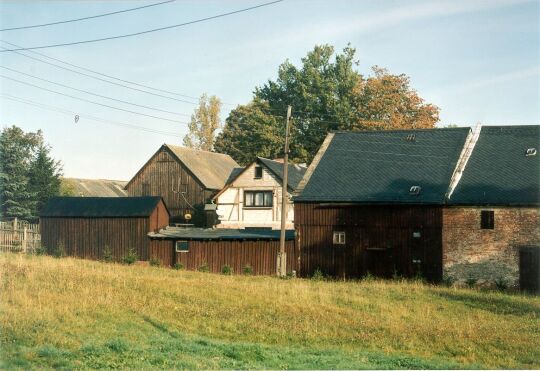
278,105,292,277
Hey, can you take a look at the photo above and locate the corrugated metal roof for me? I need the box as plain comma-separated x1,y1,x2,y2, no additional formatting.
258,157,307,190
41,196,164,217
62,178,127,197
149,226,295,240
449,125,539,205
295,128,471,204
166,145,239,190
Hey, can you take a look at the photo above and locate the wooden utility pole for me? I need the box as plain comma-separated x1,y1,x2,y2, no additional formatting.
277,105,292,277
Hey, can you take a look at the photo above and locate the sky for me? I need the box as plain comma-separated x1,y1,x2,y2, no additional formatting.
0,0,538,180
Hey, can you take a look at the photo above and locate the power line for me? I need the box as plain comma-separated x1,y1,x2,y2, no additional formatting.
0,74,189,124
0,0,284,52
1,93,184,137
0,0,175,32
0,65,190,117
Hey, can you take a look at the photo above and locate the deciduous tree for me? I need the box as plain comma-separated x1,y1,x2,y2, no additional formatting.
183,94,222,151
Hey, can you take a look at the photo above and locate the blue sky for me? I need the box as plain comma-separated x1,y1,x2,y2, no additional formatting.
0,0,538,180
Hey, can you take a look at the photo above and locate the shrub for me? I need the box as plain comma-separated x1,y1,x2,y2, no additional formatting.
221,264,233,275
442,275,455,287
149,258,161,267
121,248,138,265
102,245,113,263
465,277,478,288
198,263,209,272
312,268,324,281
363,272,375,281
495,277,508,291
173,263,184,270
242,265,253,275
52,242,66,258
34,246,47,256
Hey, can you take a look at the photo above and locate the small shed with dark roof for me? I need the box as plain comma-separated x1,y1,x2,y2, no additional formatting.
40,197,169,261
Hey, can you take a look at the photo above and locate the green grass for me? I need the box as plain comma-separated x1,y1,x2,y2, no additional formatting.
1,253,539,369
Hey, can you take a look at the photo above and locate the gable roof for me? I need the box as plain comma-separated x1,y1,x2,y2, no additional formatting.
126,144,239,191
295,128,471,204
41,196,167,218
257,157,307,190
449,125,539,205
61,178,127,197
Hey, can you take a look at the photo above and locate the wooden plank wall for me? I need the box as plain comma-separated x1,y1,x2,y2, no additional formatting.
295,203,443,281
126,148,214,220
150,239,297,275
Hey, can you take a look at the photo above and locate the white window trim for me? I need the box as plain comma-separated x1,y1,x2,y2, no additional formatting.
333,231,346,245
175,240,189,253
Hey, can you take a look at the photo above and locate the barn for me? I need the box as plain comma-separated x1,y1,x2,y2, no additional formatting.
40,196,169,261
294,125,539,286
125,144,239,223
148,227,296,275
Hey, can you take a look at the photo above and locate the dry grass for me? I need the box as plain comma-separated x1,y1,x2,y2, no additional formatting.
1,253,539,369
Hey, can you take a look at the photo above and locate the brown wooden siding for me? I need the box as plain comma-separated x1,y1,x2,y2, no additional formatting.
126,148,215,220
295,203,443,281
150,239,297,275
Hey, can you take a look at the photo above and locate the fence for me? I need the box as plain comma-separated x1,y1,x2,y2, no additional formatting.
0,218,41,253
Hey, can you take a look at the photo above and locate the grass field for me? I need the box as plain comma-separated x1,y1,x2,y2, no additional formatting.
1,253,539,369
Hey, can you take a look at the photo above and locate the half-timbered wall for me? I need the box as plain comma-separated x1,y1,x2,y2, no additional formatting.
126,148,215,220
295,203,443,281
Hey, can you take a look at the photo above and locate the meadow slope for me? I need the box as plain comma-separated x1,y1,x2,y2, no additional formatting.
1,253,539,369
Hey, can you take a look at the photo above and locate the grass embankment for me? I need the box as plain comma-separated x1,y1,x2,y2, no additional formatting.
1,253,539,369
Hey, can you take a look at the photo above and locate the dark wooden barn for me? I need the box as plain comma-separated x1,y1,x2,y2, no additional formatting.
40,197,169,261
125,144,239,223
149,227,296,275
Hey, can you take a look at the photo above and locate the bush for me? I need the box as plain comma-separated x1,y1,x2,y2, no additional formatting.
221,264,233,275
198,263,209,273
242,265,253,275
121,248,138,265
149,258,161,267
34,246,47,256
52,242,66,258
442,275,455,287
495,277,508,291
312,268,324,281
102,245,113,263
465,277,478,288
173,263,184,270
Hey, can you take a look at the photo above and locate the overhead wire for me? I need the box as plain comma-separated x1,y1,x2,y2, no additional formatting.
0,0,284,52
0,0,175,32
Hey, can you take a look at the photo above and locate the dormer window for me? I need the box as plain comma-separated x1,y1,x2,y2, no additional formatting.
254,166,263,179
409,185,421,195
525,148,537,157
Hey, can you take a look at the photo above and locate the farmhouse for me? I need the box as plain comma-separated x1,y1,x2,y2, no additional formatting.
40,196,169,261
125,144,239,223
149,226,296,275
213,157,306,229
294,125,539,286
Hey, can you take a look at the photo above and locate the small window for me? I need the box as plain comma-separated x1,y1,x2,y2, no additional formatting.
142,182,150,196
406,134,416,142
480,210,494,229
175,241,189,252
244,191,273,207
525,148,537,156
409,185,421,195
254,166,263,179
333,231,346,245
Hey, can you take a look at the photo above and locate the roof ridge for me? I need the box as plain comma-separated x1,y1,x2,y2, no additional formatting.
331,127,470,134
164,143,233,157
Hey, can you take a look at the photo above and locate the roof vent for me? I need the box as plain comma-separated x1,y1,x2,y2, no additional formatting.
405,134,416,142
409,185,421,195
525,148,537,157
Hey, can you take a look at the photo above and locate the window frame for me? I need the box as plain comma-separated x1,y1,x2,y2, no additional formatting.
244,190,273,208
254,166,263,179
175,240,189,253
333,231,346,245
480,210,495,230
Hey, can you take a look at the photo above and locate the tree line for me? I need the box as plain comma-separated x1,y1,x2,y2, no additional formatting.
184,44,440,165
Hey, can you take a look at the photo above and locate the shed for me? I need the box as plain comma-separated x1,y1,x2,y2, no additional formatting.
40,196,169,261
148,227,296,275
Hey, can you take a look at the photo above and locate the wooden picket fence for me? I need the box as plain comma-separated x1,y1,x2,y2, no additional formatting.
0,218,41,253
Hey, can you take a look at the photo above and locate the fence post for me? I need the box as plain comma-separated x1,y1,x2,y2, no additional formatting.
13,217,18,231
23,226,27,253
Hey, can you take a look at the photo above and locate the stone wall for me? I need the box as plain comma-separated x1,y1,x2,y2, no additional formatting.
442,207,539,287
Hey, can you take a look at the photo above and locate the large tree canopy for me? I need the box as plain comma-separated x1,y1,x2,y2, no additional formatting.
215,44,440,164
183,94,222,151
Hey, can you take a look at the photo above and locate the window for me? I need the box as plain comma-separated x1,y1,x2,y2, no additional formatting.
480,210,494,229
409,185,421,195
526,148,537,156
254,166,263,179
244,191,273,207
175,241,189,252
142,182,150,196
333,231,346,245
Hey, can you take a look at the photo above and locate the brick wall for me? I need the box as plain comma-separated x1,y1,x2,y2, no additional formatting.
442,207,539,287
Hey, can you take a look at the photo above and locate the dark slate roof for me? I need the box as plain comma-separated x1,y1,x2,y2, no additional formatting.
449,125,540,205
148,227,295,240
61,178,127,197
295,128,470,204
41,197,164,217
258,157,307,190
225,167,245,185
